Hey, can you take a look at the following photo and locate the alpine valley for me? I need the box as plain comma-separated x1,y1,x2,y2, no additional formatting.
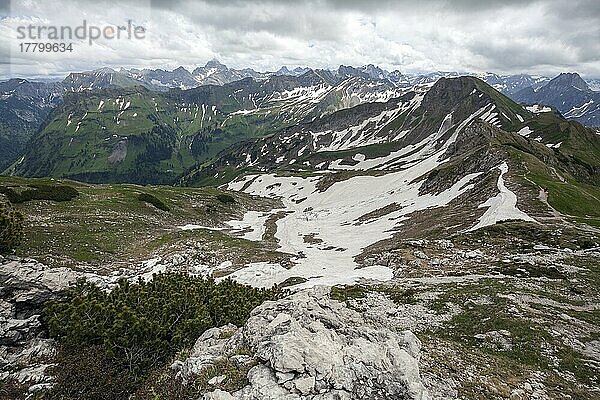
1,62,600,400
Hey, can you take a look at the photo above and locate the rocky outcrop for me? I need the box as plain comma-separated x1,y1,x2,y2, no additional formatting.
0,256,80,318
174,287,429,400
0,256,80,388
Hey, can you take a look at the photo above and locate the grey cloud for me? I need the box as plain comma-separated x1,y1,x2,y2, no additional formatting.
470,39,576,70
0,0,10,14
148,0,600,16
2,0,600,78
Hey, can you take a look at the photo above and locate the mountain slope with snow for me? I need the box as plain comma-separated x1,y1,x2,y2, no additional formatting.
182,76,532,184
179,76,600,288
513,72,600,127
0,79,63,169
6,72,406,183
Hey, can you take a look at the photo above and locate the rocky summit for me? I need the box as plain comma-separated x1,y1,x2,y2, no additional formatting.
178,287,428,400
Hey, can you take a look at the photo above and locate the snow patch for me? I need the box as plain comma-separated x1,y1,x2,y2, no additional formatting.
564,100,594,118
467,162,536,231
517,126,533,137
226,211,273,241
525,104,552,113
178,224,225,231
227,124,485,289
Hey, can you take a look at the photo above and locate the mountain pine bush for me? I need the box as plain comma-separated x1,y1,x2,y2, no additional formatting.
44,273,280,398
138,192,170,211
216,193,236,204
0,183,79,203
0,201,24,254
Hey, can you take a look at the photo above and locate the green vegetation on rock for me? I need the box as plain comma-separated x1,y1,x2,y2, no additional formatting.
216,193,236,204
138,192,170,211
0,201,24,254
44,273,280,398
0,183,79,203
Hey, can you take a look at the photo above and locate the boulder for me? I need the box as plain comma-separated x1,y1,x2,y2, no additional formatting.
177,287,429,400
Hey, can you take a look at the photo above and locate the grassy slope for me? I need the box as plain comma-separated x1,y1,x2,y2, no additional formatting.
525,157,600,226
8,79,368,184
12,88,212,181
0,176,282,268
491,106,600,226
8,87,300,184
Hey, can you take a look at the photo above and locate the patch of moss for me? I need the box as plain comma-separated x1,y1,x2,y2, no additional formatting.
330,285,369,303
279,276,308,288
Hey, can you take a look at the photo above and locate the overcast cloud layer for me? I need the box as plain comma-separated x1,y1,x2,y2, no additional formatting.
1,0,599,79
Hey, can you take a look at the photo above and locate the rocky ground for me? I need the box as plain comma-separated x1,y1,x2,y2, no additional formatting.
175,288,428,400
1,231,599,399
1,188,599,400
0,256,77,394
1,257,430,399
343,222,600,399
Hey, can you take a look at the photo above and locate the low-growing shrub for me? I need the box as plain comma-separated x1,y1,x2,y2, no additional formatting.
133,354,256,399
216,193,236,204
330,285,369,303
0,379,28,400
44,273,280,398
49,345,137,400
0,202,24,254
0,183,79,203
138,192,170,211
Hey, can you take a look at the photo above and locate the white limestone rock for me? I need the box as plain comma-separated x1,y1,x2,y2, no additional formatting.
0,258,81,389
204,388,239,400
181,287,429,400
172,323,241,382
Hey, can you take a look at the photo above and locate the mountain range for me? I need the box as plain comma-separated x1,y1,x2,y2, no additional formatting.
3,63,600,399
5,71,410,183
514,72,600,127
59,62,555,95
1,62,599,178
0,79,63,170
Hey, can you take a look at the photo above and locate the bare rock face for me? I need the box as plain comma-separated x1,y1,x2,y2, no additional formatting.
175,287,429,400
0,257,80,388
0,259,79,318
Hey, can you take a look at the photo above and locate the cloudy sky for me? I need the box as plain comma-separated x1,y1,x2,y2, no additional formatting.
1,0,599,79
